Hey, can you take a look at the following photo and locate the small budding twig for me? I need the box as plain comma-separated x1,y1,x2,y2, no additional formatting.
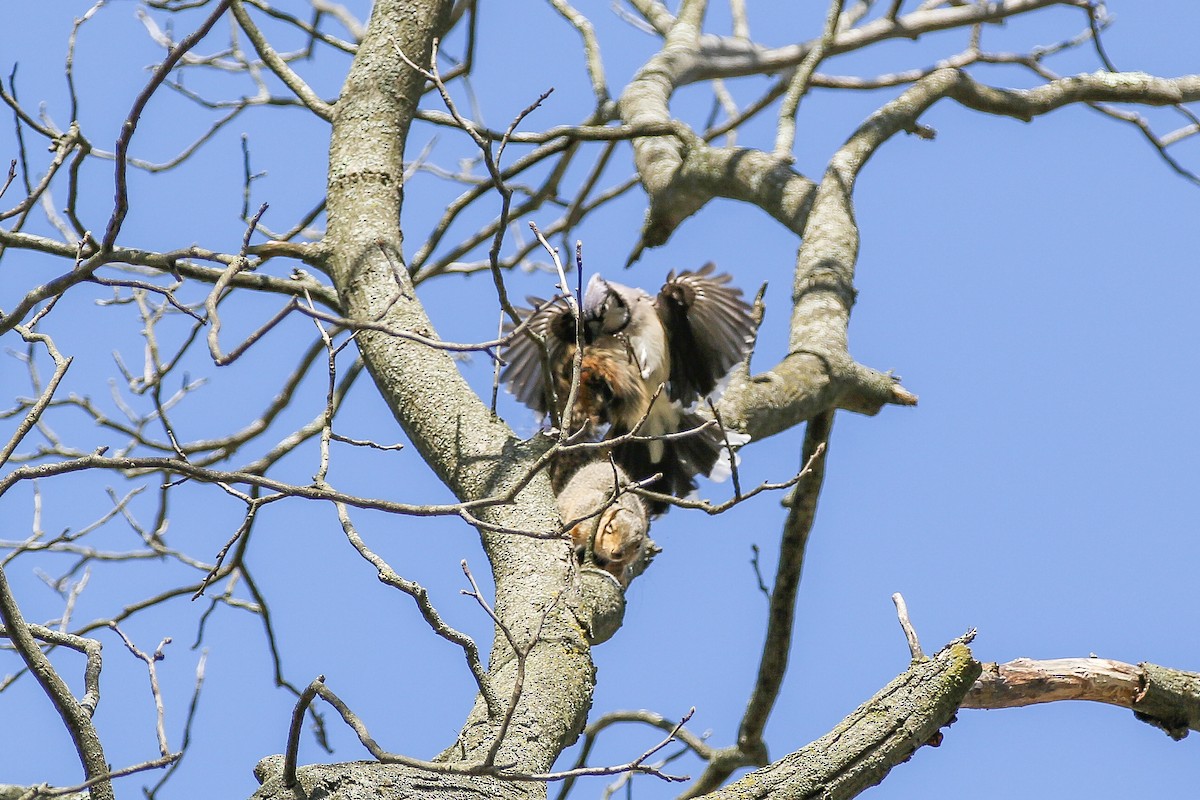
749,544,770,601
633,440,825,516
0,158,17,199
205,203,270,365
109,623,174,757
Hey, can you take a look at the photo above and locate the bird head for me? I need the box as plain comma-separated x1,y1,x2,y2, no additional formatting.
582,274,631,341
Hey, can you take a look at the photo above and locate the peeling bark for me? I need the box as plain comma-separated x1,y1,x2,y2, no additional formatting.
964,657,1200,741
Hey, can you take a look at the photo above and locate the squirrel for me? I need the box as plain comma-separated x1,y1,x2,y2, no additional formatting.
554,459,651,587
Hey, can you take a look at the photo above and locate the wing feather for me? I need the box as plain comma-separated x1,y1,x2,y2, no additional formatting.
655,263,756,404
500,295,576,415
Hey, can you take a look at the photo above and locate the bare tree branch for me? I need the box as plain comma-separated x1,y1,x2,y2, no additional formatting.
229,0,335,121
706,640,981,800
103,0,233,251
0,564,114,800
965,657,1200,740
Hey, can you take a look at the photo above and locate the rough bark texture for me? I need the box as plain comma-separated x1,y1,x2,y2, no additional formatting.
252,758,528,800
707,644,981,800
1134,663,1200,740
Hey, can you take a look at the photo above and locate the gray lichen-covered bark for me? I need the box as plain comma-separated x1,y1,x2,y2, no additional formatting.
706,645,981,800
1134,664,1200,740
252,758,530,800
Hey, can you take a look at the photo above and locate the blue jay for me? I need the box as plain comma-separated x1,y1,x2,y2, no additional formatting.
502,264,756,509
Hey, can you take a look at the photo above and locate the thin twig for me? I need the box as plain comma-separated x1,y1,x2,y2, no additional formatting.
337,504,499,714
774,0,844,158
0,158,17,200
229,0,334,120
749,544,770,601
145,650,207,799
892,592,925,660
0,564,114,800
103,0,232,251
283,677,323,787
529,222,584,437
1,327,72,469
108,624,173,757
460,560,550,767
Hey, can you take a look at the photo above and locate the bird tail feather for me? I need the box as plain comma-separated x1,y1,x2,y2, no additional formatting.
612,411,742,514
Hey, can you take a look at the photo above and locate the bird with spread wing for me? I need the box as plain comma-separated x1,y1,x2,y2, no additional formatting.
501,263,757,511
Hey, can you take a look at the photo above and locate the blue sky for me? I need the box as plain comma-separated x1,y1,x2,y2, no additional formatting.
1,2,1198,798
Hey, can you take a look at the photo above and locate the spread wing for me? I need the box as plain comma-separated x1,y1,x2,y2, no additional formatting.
655,263,756,404
500,295,577,415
